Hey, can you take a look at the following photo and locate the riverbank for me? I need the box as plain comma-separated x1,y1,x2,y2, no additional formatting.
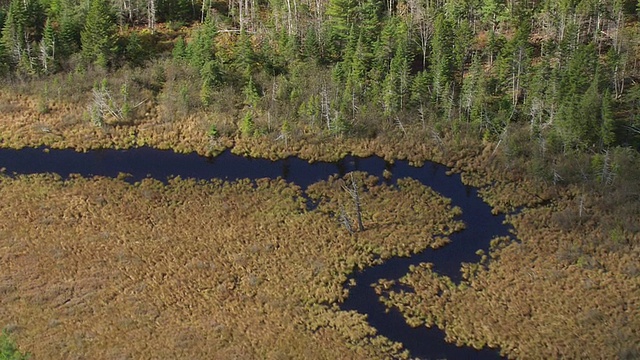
1,86,639,359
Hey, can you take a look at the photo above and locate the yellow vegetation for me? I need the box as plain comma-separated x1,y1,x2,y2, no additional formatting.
0,173,460,359
378,184,640,359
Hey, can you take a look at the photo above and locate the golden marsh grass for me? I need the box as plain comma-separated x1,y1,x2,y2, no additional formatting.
0,173,461,359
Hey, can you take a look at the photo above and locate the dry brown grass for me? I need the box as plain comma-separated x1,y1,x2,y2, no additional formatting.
3,78,639,360
0,173,461,359
378,181,640,359
0,82,487,165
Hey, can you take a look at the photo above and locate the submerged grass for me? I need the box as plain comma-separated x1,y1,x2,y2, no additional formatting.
0,173,460,359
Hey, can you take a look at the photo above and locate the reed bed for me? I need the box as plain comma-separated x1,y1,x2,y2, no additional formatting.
378,182,640,359
0,173,460,359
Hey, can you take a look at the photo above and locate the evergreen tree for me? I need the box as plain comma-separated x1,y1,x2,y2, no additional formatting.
172,36,187,61
233,29,256,77
461,55,489,127
601,89,616,148
243,76,261,108
186,15,216,68
157,0,193,23
80,0,118,69
39,18,56,73
495,18,531,107
124,32,147,67
480,0,505,32
0,40,7,76
240,110,255,137
430,13,454,98
1,0,28,71
341,33,368,116
302,25,321,61
200,59,222,106
410,70,430,108
325,0,358,58
382,26,410,114
57,2,83,58
576,72,602,146
358,0,383,46
370,17,401,101
0,7,7,75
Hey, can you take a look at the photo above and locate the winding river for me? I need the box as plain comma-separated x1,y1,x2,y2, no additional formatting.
0,147,507,359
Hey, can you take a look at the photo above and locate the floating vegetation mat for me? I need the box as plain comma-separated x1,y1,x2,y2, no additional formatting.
0,172,461,359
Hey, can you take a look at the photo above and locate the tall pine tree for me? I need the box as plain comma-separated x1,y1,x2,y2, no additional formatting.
1,0,28,71
80,0,117,69
430,13,454,98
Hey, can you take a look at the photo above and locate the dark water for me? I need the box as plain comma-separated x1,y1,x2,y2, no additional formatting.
0,147,506,359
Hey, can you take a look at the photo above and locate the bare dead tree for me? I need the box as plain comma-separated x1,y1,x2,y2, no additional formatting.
338,205,354,234
148,0,156,32
342,172,364,232
89,83,145,127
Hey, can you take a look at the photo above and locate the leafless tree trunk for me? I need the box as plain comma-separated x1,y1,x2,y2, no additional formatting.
339,206,354,234
321,86,331,130
148,0,156,32
342,172,364,232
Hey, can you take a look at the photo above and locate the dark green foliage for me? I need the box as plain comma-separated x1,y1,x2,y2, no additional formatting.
409,70,430,108
1,0,28,71
0,5,7,76
172,36,187,61
157,0,194,23
382,23,410,114
325,0,358,56
302,26,321,61
461,55,489,127
39,17,56,73
430,13,454,97
0,0,638,159
242,76,260,108
601,90,616,148
240,109,255,137
80,0,117,69
554,44,603,149
185,15,216,68
233,29,256,77
0,330,29,360
0,7,5,30
200,59,222,106
56,3,83,59
123,32,147,67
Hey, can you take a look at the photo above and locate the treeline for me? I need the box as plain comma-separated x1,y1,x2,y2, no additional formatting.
1,0,640,154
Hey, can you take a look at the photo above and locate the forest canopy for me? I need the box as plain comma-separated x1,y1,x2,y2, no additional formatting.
0,0,639,154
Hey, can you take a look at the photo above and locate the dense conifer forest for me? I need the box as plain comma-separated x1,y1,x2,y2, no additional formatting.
1,0,639,154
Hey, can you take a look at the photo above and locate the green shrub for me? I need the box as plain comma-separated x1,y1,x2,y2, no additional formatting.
0,330,29,360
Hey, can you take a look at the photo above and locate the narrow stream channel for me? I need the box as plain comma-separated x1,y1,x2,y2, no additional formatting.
0,147,506,359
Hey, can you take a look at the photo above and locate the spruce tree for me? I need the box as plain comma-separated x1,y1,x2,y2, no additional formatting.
383,27,410,114
0,41,7,76
80,0,117,69
57,0,83,58
39,18,56,73
431,13,454,98
601,90,616,148
186,15,217,69
325,0,358,59
1,0,27,71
